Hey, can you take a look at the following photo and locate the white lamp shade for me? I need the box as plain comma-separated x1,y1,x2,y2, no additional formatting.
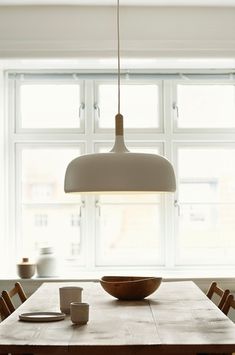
64,152,176,193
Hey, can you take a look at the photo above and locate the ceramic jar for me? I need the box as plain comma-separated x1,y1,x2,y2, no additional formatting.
36,247,58,277
17,258,36,279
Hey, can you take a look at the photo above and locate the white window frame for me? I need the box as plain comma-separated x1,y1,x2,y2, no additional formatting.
174,142,235,267
4,70,235,275
13,74,85,134
94,79,164,134
14,142,87,268
173,80,235,134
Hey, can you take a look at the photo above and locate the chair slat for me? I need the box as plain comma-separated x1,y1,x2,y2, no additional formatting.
2,282,27,314
222,293,235,315
0,296,11,320
206,281,230,310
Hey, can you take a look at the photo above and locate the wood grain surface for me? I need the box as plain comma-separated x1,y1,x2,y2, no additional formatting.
0,281,234,355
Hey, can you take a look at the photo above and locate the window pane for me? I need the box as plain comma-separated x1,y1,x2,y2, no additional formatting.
98,84,159,129
95,144,163,265
22,204,82,263
21,148,81,203
20,84,81,129
179,148,235,203
177,84,235,128
177,147,235,265
96,200,163,266
20,147,82,263
178,204,235,265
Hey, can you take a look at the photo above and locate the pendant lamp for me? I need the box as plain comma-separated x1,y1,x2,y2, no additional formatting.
64,0,176,194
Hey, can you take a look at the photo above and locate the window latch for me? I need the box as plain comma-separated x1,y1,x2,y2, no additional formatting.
94,103,100,118
95,200,101,217
79,200,85,218
174,200,181,216
172,102,179,118
79,103,85,118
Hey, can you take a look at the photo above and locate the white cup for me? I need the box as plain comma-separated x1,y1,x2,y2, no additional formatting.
70,302,89,325
59,286,83,314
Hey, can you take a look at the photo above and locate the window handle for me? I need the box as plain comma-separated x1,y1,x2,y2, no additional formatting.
95,200,101,217
172,102,179,118
174,200,181,216
94,103,100,118
79,200,85,218
79,103,85,118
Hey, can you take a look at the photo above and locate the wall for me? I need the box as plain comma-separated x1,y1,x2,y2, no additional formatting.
0,6,235,58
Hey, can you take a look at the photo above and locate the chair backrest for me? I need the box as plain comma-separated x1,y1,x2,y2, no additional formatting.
0,296,11,320
2,282,27,313
221,294,235,316
206,281,230,310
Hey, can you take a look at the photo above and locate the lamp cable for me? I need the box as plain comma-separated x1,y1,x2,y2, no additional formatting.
117,0,120,114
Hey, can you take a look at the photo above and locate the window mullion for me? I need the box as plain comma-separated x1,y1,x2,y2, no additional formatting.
0,70,13,275
164,80,176,269
84,79,96,271
7,74,18,275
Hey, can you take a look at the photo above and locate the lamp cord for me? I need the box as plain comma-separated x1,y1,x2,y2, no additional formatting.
117,0,120,114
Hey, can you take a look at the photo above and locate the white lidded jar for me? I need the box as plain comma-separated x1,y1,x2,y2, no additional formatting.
36,247,58,277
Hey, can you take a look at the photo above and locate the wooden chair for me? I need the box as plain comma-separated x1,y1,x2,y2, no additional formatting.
2,282,27,313
0,297,10,355
206,281,230,310
1,289,29,355
220,295,235,355
221,293,235,316
0,296,10,320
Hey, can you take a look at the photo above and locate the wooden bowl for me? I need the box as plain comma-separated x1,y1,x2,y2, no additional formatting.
100,276,162,300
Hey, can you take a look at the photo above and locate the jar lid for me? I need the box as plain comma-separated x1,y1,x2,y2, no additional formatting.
17,257,35,266
40,247,53,254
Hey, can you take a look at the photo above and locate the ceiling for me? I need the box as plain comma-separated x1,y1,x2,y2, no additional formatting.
1,0,235,5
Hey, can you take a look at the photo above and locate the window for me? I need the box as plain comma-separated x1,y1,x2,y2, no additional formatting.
176,146,235,265
18,145,83,264
95,82,162,131
70,214,80,227
95,143,165,266
4,71,235,275
15,74,84,132
19,83,82,129
34,214,48,227
174,82,235,130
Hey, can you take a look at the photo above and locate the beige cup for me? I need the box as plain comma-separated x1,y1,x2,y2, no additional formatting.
59,287,83,314
70,302,89,325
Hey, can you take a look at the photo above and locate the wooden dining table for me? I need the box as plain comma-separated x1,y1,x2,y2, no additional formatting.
0,280,235,355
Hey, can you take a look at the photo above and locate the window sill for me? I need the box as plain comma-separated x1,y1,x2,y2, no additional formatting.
1,272,235,296
1,269,235,282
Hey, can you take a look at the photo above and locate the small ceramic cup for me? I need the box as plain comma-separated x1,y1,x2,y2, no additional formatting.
70,302,89,325
59,286,83,314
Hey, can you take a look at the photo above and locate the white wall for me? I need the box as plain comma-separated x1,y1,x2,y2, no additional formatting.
0,6,235,58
